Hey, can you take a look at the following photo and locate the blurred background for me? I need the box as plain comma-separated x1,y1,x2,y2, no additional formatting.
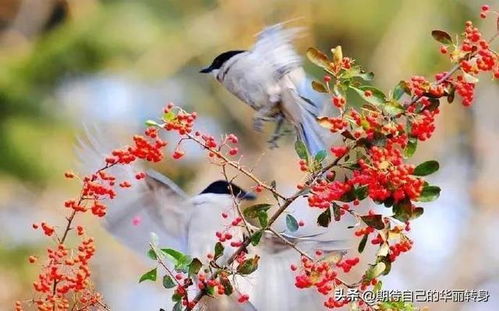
0,0,498,310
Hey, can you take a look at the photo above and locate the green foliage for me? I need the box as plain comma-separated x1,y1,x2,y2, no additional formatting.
431,30,453,45
294,140,308,160
358,234,368,253
214,242,224,261
350,85,387,106
188,258,202,276
244,203,271,228
413,160,440,176
286,214,299,232
317,208,332,227
237,256,260,275
418,185,441,202
162,275,176,289
139,268,157,283
361,215,385,230
250,230,263,246
161,248,191,270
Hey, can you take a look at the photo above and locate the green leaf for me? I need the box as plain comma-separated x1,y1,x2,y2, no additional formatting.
314,150,327,163
139,268,157,283
358,71,374,81
412,207,424,219
350,85,387,106
161,248,185,263
306,47,331,70
373,280,383,293
393,81,410,100
358,234,368,253
311,80,328,93
147,248,157,260
361,214,385,230
163,111,176,121
161,248,190,270
145,120,160,127
188,258,202,277
413,160,439,176
243,204,271,218
447,84,456,103
250,230,263,246
237,256,260,275
317,208,332,227
431,30,453,45
214,242,224,261
257,211,268,227
294,140,308,160
332,202,342,221
171,292,182,302
383,100,405,116
340,66,374,81
354,185,368,200
392,198,413,222
339,187,356,202
403,137,417,158
286,214,299,232
172,301,182,311
462,72,479,84
376,243,390,257
162,275,176,289
380,256,392,276
418,185,441,202
364,262,386,282
220,276,233,296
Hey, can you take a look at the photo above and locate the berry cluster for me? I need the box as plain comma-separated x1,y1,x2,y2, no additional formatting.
19,126,169,311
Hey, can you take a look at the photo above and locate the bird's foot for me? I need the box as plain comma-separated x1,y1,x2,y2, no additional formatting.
267,133,281,149
253,118,265,132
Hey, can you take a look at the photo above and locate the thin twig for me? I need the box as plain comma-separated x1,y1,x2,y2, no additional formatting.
221,164,252,236
185,133,286,200
187,153,347,309
149,242,183,288
267,228,313,260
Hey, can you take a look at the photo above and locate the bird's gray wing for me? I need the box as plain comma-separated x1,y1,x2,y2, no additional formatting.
76,126,193,255
252,24,303,81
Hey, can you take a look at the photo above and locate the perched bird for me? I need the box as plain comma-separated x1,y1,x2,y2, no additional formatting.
200,24,326,155
76,129,255,261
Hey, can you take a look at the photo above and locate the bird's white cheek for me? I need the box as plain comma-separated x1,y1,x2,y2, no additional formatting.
187,195,241,259
211,69,220,78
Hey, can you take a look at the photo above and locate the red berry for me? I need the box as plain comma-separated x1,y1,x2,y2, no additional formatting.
172,150,184,159
228,148,238,156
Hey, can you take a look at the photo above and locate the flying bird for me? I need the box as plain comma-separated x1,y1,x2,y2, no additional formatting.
200,24,326,155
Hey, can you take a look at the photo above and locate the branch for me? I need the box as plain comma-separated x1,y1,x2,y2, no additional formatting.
185,132,286,200
221,164,253,236
187,154,346,309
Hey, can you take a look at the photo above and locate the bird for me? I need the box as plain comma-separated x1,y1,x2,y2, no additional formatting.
76,128,256,262
76,128,351,310
200,24,326,155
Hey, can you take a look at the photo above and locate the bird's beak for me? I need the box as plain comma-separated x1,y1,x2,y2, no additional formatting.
240,192,257,201
199,66,211,73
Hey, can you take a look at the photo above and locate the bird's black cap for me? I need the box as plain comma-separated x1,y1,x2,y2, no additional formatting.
200,180,256,200
200,50,246,73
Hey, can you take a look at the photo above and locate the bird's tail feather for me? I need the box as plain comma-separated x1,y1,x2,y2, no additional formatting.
295,98,326,156
297,115,325,156
280,83,326,156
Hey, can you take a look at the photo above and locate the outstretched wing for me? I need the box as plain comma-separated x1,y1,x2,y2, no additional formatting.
252,23,303,80
75,126,193,255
